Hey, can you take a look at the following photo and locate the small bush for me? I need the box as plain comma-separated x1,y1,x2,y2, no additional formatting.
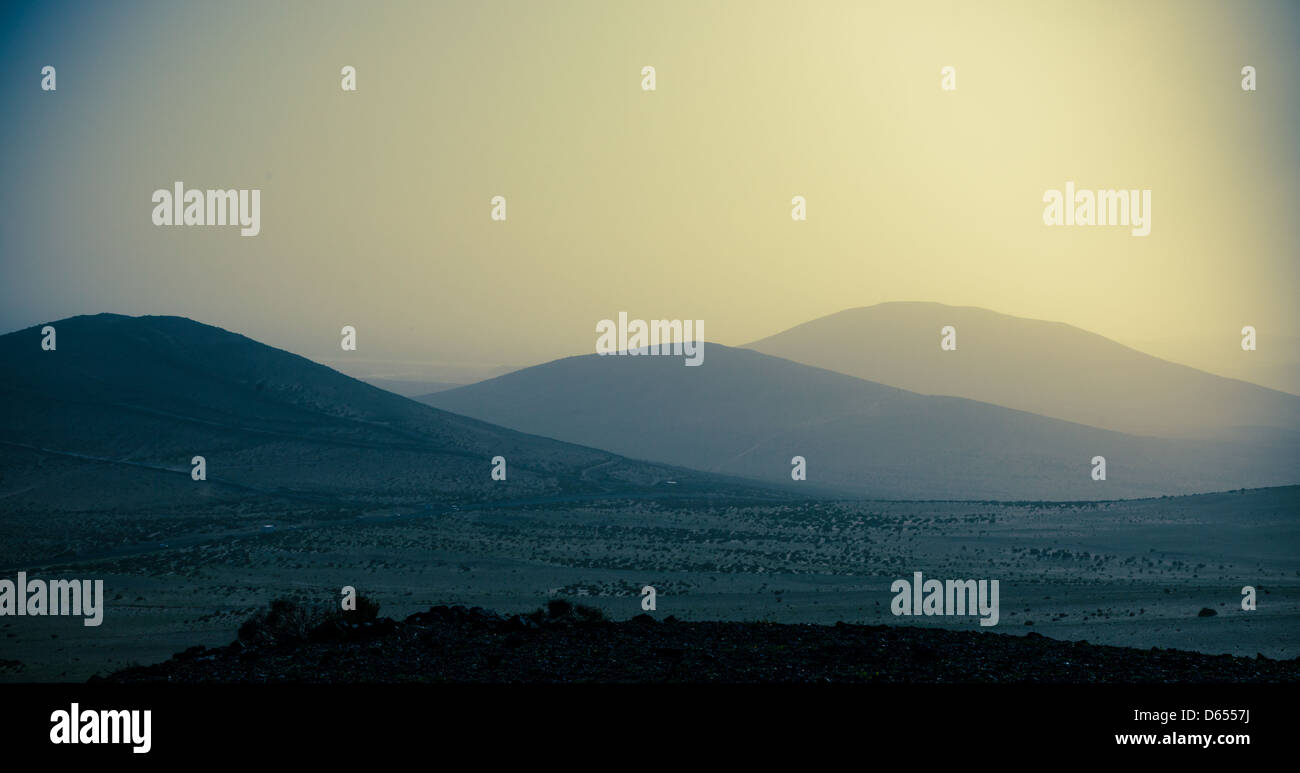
546,599,574,619
344,594,381,623
238,593,382,646
238,599,323,646
538,598,606,623
573,604,607,622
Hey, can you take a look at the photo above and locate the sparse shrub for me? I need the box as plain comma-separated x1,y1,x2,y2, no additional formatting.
344,594,381,623
238,598,320,646
239,594,380,646
535,598,607,623
573,603,607,623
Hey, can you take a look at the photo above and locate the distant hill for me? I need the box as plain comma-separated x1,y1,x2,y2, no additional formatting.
421,344,1299,500
0,314,759,511
745,302,1300,439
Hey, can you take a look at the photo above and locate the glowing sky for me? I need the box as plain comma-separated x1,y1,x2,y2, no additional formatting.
2,0,1296,385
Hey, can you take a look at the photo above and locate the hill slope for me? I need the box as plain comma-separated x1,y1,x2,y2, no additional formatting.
745,302,1300,438
420,344,1299,500
0,314,759,513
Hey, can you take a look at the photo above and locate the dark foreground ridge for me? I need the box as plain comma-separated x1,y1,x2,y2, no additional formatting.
99,602,1300,684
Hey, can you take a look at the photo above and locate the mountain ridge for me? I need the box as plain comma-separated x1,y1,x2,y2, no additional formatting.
744,301,1300,438
421,342,1299,500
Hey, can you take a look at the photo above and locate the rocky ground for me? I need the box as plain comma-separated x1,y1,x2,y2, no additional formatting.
100,602,1300,684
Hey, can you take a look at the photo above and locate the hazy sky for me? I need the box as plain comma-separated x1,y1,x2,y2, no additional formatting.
2,0,1296,382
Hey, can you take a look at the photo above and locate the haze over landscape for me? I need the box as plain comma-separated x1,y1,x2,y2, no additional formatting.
422,337,1299,501
1,309,1296,682
0,0,1296,692
3,1,1298,393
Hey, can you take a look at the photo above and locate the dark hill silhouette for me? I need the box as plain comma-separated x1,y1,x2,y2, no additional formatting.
420,344,1299,500
0,314,762,508
745,302,1300,439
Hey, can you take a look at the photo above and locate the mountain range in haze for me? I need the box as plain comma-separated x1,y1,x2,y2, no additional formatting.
420,302,1299,500
421,342,1298,500
3,305,1297,509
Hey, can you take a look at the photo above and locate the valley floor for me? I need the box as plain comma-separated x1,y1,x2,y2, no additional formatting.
2,487,1297,682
